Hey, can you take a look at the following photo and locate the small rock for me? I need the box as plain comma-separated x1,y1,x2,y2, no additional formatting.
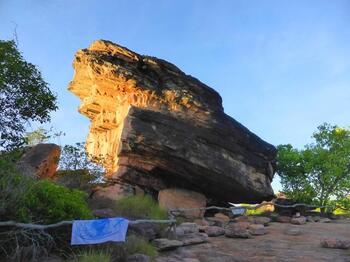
126,254,151,262
153,238,183,251
321,238,350,249
313,216,321,222
225,228,252,239
233,216,249,223
214,212,230,222
206,217,229,227
276,216,291,223
251,216,271,226
320,218,331,223
177,223,199,234
227,221,250,230
179,233,209,246
194,219,209,227
284,227,303,236
248,224,268,235
204,226,225,237
129,223,160,240
290,216,306,225
306,216,315,222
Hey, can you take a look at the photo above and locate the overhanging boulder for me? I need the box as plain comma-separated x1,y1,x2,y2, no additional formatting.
69,40,276,204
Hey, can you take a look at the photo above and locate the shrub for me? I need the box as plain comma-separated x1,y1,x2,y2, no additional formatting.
0,150,34,220
19,180,92,223
124,235,157,260
114,195,168,220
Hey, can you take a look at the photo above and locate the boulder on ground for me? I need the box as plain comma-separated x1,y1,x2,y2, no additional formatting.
204,226,225,237
178,233,209,246
248,224,268,235
276,216,292,223
17,143,60,179
284,227,303,236
69,40,276,204
290,216,306,225
153,238,183,251
158,188,206,219
225,222,252,239
175,223,200,237
321,238,350,250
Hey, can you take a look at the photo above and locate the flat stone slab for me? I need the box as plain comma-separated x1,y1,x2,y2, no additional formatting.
153,238,183,251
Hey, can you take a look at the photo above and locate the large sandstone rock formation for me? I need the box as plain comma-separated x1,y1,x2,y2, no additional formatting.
69,40,276,204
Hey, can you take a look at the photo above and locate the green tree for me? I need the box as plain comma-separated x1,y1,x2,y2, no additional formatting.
277,123,350,212
0,40,57,149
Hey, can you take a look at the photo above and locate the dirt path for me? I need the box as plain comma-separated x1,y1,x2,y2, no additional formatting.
156,220,350,262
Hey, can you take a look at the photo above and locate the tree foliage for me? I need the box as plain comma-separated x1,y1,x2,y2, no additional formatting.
0,40,57,149
276,123,350,210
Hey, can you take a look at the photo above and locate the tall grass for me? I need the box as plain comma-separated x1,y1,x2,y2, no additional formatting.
114,195,168,220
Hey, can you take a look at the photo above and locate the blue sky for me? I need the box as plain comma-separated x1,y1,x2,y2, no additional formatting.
1,0,349,191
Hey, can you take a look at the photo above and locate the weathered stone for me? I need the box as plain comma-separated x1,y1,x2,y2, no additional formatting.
153,238,183,251
17,143,60,179
158,188,206,219
284,227,303,236
193,219,209,227
225,222,252,238
69,40,276,204
248,216,271,226
248,224,268,235
313,216,321,222
126,254,151,262
204,226,225,237
227,222,250,230
320,218,331,223
178,233,209,246
214,213,230,221
321,238,350,249
290,216,306,225
306,216,315,222
175,223,200,237
276,216,291,223
233,215,249,223
129,222,164,240
206,217,229,228
225,228,252,239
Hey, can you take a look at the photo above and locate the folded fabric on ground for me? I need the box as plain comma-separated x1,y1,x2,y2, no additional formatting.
71,217,129,245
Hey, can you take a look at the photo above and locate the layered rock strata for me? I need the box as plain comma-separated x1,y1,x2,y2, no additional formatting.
69,40,276,203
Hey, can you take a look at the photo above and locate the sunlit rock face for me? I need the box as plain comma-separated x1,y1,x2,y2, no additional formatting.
69,40,276,204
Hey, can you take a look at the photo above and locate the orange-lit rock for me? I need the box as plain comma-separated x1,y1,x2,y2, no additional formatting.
69,40,276,204
17,143,60,179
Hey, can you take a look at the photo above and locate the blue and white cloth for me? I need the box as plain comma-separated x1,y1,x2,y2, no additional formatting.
71,217,129,245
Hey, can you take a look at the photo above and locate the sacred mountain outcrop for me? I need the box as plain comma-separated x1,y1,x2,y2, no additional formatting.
69,40,276,204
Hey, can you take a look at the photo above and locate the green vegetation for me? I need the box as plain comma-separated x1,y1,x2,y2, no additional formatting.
276,123,350,212
0,40,57,150
72,249,111,262
0,150,92,224
124,235,158,260
20,180,92,223
114,195,168,220
70,236,157,262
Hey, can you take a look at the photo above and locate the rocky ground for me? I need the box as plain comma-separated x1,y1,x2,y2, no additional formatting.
156,219,350,262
